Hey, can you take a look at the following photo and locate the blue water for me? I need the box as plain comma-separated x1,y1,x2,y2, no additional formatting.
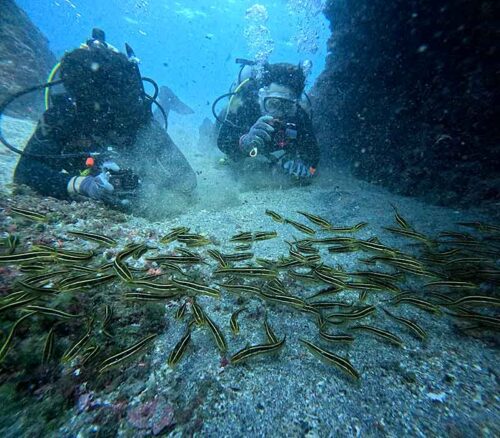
15,0,329,128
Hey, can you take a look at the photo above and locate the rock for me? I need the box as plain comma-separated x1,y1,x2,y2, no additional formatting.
426,391,447,403
127,398,158,430
126,395,175,435
0,0,56,119
311,0,499,208
152,403,175,436
198,117,217,149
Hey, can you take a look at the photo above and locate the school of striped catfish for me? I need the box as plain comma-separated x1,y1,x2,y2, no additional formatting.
0,204,499,383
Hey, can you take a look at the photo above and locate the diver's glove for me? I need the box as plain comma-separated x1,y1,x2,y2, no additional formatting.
239,115,275,156
281,159,316,178
67,161,120,200
67,173,114,200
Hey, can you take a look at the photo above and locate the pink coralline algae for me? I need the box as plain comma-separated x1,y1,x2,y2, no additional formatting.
127,396,175,435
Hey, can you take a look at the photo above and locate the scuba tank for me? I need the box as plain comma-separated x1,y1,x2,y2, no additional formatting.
58,32,150,133
0,28,168,159
229,58,261,93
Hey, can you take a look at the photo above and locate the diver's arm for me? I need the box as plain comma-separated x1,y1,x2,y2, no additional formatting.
13,125,73,199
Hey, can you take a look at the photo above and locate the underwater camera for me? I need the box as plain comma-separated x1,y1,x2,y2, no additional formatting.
107,168,141,197
283,122,298,140
271,119,298,144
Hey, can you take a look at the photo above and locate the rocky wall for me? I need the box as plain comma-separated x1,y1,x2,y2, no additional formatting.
0,0,56,119
311,0,499,207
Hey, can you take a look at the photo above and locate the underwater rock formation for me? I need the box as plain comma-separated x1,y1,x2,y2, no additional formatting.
0,0,56,119
312,0,499,207
198,117,217,149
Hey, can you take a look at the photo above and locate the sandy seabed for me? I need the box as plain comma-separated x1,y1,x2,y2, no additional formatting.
0,115,498,437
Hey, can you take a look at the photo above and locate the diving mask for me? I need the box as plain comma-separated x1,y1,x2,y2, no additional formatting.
259,88,298,117
263,96,298,115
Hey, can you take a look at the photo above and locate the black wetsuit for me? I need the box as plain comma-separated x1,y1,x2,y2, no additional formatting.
14,94,197,200
217,85,319,168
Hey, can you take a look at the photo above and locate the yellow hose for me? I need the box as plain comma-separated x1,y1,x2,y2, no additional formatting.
227,78,250,114
44,62,61,110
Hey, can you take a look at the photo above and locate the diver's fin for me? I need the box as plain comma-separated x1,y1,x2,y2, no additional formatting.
92,28,106,42
158,86,194,115
125,43,135,59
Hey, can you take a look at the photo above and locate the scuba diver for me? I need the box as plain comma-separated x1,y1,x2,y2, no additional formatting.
214,60,319,180
3,29,197,211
